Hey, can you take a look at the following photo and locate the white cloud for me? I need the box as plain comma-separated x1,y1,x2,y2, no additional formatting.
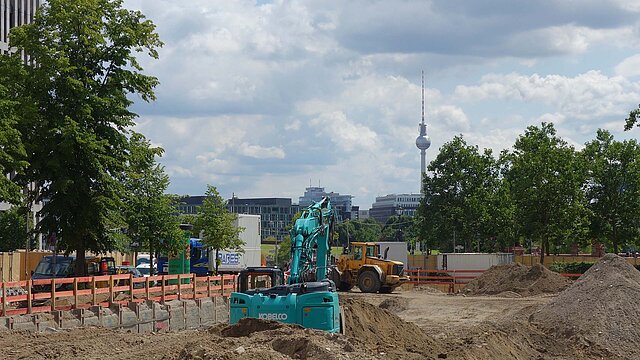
454,71,640,120
238,143,286,159
309,111,378,152
615,54,640,77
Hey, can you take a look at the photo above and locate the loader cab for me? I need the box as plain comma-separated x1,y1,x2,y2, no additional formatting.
237,267,284,293
351,243,378,261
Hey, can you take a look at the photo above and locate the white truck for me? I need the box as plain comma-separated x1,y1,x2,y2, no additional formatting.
208,214,262,273
376,241,408,268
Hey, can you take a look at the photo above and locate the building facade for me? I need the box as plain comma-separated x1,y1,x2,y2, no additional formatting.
176,196,300,243
1,0,40,57
298,186,354,222
227,197,299,243
369,193,423,224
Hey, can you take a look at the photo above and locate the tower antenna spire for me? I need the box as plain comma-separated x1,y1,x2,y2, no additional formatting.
421,70,425,126
415,70,431,193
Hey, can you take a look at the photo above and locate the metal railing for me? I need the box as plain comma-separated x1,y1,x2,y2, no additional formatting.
0,273,236,317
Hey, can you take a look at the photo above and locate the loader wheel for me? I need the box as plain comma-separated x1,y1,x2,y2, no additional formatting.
379,286,393,294
357,271,381,293
338,281,354,292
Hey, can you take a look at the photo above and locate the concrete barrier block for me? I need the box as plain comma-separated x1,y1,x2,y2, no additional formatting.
183,300,200,329
0,317,9,331
215,297,229,323
132,302,154,334
165,300,185,331
198,298,216,326
118,306,138,332
97,307,120,328
35,313,58,332
11,315,37,331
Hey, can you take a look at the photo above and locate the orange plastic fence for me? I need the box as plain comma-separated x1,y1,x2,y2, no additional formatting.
0,273,237,317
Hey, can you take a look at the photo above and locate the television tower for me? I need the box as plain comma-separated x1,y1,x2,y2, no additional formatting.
415,71,431,193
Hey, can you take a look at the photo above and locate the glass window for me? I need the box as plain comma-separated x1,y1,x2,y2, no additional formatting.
353,247,363,260
366,246,376,257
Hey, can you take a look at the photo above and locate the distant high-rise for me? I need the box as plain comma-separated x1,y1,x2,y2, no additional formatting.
415,71,431,193
1,0,40,59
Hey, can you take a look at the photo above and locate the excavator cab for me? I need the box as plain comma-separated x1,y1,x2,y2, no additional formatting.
237,267,284,293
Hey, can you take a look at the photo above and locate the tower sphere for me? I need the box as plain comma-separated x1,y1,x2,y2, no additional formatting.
416,135,431,150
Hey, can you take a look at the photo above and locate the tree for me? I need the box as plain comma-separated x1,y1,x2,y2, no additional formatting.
623,104,640,131
122,133,183,274
0,57,28,205
0,207,28,252
505,123,589,264
381,215,416,243
417,135,503,253
582,129,640,253
197,185,244,274
335,218,381,246
6,0,162,275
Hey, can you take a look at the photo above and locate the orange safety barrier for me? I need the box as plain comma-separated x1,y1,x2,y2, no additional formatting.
0,273,237,317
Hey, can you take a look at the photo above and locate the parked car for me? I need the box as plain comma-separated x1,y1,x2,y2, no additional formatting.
31,255,116,292
116,265,146,289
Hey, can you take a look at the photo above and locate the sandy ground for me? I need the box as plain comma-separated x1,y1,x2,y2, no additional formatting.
341,288,553,332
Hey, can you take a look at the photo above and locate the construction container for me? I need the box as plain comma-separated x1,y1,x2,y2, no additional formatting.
437,253,514,283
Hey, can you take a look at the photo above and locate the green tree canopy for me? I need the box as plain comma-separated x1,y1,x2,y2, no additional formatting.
505,123,589,263
623,104,640,131
0,207,28,252
0,57,28,205
122,133,183,273
582,129,640,253
5,0,162,274
196,185,244,273
335,218,381,246
417,135,504,253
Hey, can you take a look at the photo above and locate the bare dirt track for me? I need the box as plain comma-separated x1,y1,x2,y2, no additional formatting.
1,257,636,359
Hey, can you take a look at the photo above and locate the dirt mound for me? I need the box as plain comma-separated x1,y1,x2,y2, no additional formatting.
378,297,410,312
463,263,570,296
340,297,444,359
220,318,292,337
531,254,640,359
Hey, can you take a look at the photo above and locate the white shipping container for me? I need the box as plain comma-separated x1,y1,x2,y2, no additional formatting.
208,214,262,273
436,253,514,283
376,242,408,267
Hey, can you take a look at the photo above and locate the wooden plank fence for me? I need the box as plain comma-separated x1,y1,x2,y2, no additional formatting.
0,273,236,317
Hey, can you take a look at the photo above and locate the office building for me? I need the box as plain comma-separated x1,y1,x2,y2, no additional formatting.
369,193,423,224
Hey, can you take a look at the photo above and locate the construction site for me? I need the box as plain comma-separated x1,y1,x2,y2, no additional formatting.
0,253,638,359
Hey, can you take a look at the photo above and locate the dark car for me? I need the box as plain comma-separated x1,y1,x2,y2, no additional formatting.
31,255,117,293
31,255,75,292
116,265,146,289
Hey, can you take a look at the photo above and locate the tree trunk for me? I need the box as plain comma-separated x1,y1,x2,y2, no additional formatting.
540,240,545,265
215,249,220,275
149,240,154,276
75,239,86,276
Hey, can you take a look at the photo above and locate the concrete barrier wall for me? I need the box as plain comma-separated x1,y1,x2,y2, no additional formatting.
0,296,229,333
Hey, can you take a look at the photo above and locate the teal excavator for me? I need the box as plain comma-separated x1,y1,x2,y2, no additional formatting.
229,197,344,333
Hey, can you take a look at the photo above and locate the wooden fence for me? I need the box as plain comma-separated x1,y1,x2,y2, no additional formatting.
0,273,236,317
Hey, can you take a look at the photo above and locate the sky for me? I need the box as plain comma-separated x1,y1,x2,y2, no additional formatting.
123,0,640,209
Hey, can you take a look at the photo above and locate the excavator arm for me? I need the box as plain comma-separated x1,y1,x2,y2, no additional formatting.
288,197,334,284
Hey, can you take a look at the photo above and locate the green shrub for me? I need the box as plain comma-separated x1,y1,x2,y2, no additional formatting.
549,261,595,274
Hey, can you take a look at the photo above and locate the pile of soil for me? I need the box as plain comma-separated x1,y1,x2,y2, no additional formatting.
463,263,570,296
377,297,410,313
340,297,444,359
531,254,640,359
